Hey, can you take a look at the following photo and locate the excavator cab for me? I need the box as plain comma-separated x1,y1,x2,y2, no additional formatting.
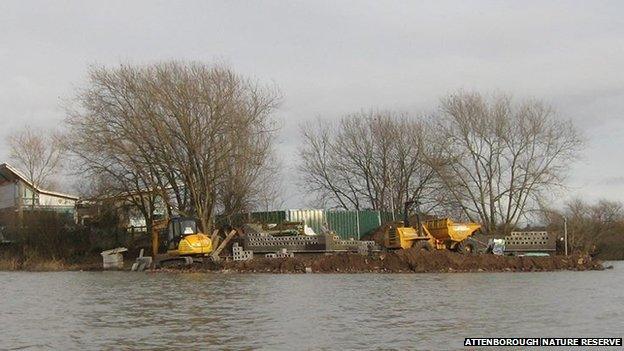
166,217,199,250
153,217,213,257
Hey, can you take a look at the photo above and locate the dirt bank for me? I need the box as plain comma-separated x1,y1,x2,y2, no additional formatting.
0,252,103,272
159,249,605,274
1,248,605,273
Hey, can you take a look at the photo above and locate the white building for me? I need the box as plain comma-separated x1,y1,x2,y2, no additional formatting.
0,163,78,216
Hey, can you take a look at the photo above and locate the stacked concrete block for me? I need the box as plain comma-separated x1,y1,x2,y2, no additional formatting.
246,234,321,251
241,223,379,254
357,242,369,255
331,237,378,253
276,248,294,258
265,248,294,259
232,243,254,261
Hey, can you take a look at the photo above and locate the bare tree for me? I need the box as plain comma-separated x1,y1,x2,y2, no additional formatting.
541,198,623,254
66,61,280,232
298,111,438,212
8,126,64,207
427,92,583,235
72,157,163,235
218,150,284,214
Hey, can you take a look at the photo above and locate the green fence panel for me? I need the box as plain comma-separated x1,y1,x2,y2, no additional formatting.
326,211,358,240
249,211,287,224
379,211,402,225
287,209,325,235
357,210,382,239
216,209,403,240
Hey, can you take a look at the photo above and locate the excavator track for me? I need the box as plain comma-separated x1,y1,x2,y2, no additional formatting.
155,256,194,269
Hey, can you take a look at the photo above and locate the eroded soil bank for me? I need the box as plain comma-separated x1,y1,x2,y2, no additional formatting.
1,248,606,273
160,248,605,274
0,255,102,271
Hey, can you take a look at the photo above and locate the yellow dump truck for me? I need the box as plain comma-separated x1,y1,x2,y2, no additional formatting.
422,218,482,253
385,201,481,254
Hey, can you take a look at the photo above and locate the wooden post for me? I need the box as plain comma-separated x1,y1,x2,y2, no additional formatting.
564,217,568,256
210,229,237,263
210,229,219,244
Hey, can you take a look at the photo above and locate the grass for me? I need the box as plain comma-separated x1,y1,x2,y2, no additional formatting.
0,252,102,271
0,255,66,271
0,256,21,270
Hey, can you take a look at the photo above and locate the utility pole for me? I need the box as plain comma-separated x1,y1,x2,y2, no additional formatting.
564,217,568,256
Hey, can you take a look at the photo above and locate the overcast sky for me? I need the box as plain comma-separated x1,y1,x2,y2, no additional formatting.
1,1,623,207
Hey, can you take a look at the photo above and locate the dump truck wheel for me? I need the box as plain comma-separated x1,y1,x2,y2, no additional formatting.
457,240,477,255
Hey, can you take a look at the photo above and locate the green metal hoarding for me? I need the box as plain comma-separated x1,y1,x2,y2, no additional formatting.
217,209,401,240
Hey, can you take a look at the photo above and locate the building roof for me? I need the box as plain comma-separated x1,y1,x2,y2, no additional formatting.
0,163,79,200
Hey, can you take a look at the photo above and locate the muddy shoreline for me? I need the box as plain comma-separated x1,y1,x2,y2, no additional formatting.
1,248,607,273
156,249,606,274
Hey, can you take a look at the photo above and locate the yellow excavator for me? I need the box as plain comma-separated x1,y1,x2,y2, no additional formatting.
151,217,213,266
385,201,481,254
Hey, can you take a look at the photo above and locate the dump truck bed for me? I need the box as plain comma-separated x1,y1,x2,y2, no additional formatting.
424,218,481,242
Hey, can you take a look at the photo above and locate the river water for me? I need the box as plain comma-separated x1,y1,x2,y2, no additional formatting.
1,262,622,350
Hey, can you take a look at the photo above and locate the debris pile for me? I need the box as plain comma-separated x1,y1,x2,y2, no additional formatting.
131,249,152,271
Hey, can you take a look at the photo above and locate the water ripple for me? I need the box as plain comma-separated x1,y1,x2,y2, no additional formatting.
0,263,622,350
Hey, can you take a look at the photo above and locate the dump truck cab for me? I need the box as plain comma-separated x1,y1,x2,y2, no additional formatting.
386,201,432,250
